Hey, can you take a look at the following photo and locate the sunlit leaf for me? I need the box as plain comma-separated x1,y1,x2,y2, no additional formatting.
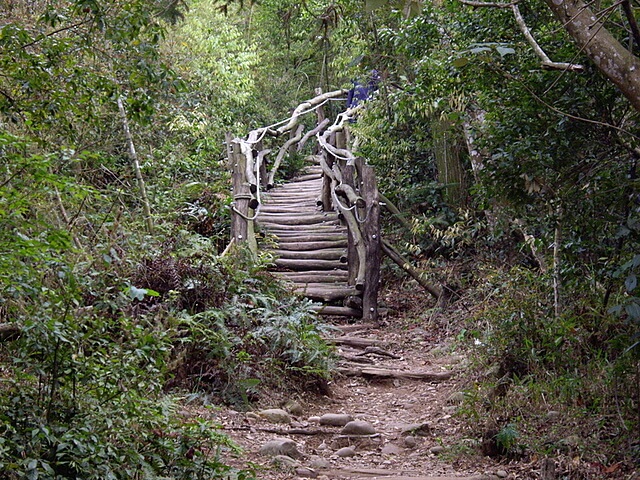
496,46,515,57
453,57,469,68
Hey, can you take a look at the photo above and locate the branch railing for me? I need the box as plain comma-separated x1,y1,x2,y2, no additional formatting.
227,89,381,321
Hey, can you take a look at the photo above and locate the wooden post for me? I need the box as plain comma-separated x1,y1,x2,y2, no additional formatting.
256,141,269,189
341,162,358,288
358,157,381,323
230,138,249,245
321,132,336,212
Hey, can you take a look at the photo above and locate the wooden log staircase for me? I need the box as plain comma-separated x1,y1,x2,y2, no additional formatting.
227,89,382,321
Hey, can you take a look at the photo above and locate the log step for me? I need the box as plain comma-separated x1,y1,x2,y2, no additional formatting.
294,285,359,302
268,248,346,261
274,240,348,250
255,160,361,316
274,258,347,270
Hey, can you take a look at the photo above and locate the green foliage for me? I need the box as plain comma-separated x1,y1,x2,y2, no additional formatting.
495,423,520,455
161,243,335,405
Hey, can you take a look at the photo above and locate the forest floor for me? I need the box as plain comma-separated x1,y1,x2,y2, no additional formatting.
184,278,632,480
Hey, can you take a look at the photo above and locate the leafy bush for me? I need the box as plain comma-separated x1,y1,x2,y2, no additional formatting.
160,244,336,405
0,272,253,479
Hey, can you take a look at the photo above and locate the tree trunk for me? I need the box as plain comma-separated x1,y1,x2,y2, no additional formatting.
117,96,153,233
544,0,640,112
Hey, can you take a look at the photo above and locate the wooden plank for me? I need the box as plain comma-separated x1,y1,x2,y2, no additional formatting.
260,205,324,213
274,258,347,270
295,285,359,302
276,274,349,285
274,240,348,250
268,248,345,260
258,222,343,231
276,269,348,278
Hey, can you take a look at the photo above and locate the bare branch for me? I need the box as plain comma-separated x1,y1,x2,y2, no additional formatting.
459,0,516,7
461,0,585,72
512,5,585,71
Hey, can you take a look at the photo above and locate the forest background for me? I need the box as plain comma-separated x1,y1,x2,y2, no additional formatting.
0,0,639,477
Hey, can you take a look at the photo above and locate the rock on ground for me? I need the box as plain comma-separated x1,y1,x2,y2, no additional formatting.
341,420,376,435
259,438,303,459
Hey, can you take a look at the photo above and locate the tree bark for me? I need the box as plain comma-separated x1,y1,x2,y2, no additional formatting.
117,96,153,233
543,0,640,112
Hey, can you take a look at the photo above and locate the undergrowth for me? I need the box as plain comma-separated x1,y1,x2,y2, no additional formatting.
0,221,334,478
456,265,640,472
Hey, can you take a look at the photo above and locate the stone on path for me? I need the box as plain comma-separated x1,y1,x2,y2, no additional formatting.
400,422,431,437
429,445,445,455
284,400,304,416
259,438,303,459
341,420,376,435
335,446,357,457
296,466,318,478
319,413,354,427
403,436,417,448
381,443,403,455
258,408,292,424
272,455,299,468
309,457,331,469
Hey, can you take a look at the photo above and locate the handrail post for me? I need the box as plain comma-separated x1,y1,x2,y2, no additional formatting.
341,161,358,288
357,157,381,323
228,134,257,255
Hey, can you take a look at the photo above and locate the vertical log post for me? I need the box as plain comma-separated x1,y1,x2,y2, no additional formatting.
256,140,269,189
229,136,250,246
315,87,326,156
322,132,336,212
357,157,381,323
341,162,358,288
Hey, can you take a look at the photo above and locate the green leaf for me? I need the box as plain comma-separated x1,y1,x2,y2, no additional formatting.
453,57,469,68
496,46,515,57
625,301,640,320
129,286,148,300
626,274,637,292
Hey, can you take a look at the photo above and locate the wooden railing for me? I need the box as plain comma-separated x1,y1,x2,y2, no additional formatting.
226,89,381,322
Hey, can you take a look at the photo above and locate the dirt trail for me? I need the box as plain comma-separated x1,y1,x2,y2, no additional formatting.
206,315,525,480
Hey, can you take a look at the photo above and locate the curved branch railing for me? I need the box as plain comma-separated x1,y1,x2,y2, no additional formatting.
227,89,381,321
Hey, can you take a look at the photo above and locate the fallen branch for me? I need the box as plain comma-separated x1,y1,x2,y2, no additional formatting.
337,366,454,381
326,336,380,348
379,193,413,232
339,354,375,365
357,346,401,359
381,239,443,301
223,426,333,435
